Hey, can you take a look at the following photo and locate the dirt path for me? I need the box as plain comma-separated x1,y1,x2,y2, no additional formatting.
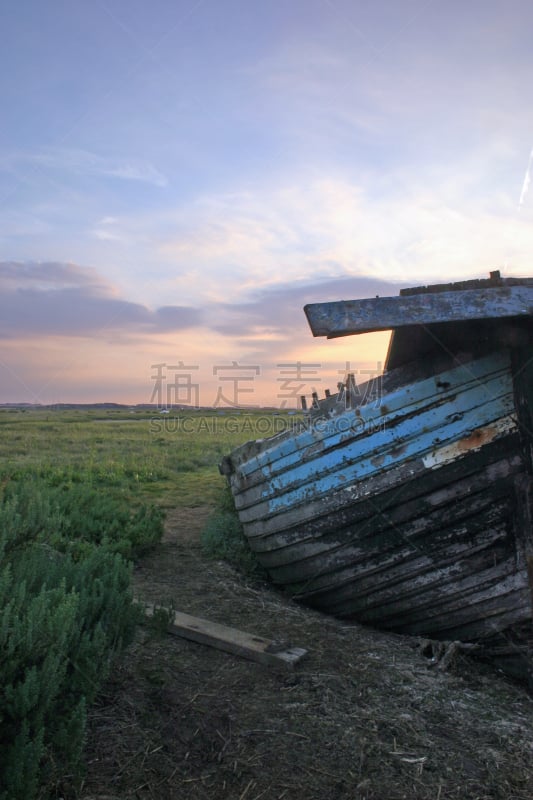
80,507,533,800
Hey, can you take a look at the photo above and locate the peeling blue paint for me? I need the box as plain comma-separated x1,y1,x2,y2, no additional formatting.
257,353,516,515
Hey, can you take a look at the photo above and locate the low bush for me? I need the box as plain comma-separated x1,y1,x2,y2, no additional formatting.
2,477,164,561
0,476,164,799
201,487,266,578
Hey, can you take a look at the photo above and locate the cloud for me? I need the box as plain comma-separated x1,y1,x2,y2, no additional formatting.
208,275,402,337
0,261,102,290
0,260,400,357
0,211,53,240
0,262,395,404
1,148,168,187
157,181,393,298
246,41,387,146
0,262,200,338
90,215,139,244
157,171,533,306
91,228,125,242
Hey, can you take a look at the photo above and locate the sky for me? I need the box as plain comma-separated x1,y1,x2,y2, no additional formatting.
2,0,533,406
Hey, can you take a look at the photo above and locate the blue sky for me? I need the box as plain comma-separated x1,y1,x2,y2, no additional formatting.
2,0,533,404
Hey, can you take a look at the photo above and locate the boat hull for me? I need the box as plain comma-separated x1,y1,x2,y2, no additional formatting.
223,350,533,680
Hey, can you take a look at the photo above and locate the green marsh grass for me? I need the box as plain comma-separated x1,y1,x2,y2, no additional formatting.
0,407,299,574
0,407,296,508
0,406,295,796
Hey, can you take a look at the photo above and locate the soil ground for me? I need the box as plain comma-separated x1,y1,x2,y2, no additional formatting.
79,507,533,800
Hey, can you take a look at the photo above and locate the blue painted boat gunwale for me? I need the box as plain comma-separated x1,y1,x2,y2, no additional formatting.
232,371,514,506
234,393,516,518
232,351,512,480
240,443,520,539
235,372,511,495
242,410,515,521
245,445,524,543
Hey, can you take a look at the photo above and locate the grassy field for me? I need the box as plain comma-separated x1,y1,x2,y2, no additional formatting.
0,407,295,507
3,406,533,800
0,405,287,798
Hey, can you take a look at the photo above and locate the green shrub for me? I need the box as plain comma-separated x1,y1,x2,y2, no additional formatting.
0,476,160,799
201,488,266,578
1,477,164,561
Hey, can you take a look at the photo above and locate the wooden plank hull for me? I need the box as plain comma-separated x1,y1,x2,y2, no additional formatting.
222,350,533,680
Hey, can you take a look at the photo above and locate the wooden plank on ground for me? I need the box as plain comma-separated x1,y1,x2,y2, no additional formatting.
140,602,307,668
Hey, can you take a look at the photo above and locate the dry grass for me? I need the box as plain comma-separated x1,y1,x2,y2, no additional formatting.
78,507,533,800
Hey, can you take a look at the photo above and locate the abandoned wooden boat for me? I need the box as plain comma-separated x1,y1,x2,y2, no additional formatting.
220,272,533,680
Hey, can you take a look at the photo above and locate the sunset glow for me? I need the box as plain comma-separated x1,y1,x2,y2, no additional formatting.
2,1,533,405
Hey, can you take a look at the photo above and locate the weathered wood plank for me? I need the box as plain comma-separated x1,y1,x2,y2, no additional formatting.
248,436,522,545
356,557,523,626
265,488,513,585
230,353,512,505
241,436,522,540
237,413,516,531
253,452,519,558
233,378,514,513
141,603,307,668
294,521,511,604
304,285,533,338
403,594,531,640
399,273,533,296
